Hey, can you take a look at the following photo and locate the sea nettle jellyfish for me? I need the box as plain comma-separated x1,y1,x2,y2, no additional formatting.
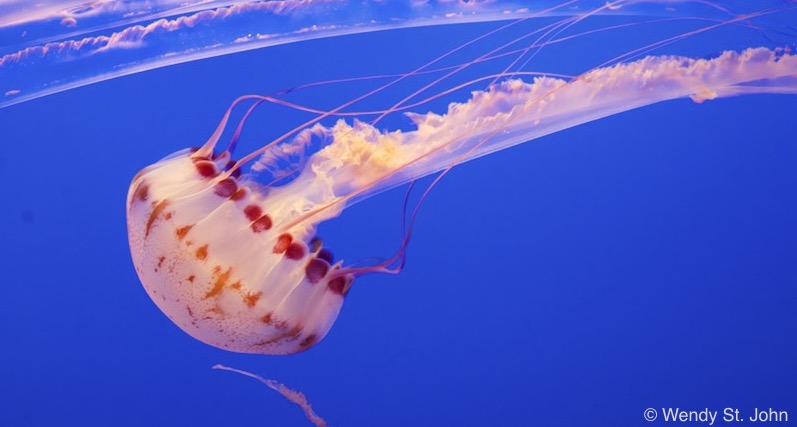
121,0,797,355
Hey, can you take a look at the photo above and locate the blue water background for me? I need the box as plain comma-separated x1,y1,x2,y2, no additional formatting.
1,19,795,426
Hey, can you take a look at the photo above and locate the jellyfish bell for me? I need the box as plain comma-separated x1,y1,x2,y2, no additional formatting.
127,135,358,355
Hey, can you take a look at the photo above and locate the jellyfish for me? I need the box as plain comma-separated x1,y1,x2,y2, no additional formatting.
3,0,794,107
120,1,797,355
0,0,606,108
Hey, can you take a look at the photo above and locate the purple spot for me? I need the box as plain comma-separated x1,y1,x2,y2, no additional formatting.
328,275,352,296
285,243,305,260
244,205,262,221
251,215,272,233
194,161,217,177
305,259,329,284
214,178,237,198
310,237,322,252
317,249,334,264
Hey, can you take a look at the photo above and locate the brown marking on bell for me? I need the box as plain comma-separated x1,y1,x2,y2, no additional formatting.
305,259,329,284
214,178,238,198
156,255,166,270
208,305,225,315
299,333,318,350
134,182,149,202
194,160,217,177
195,244,209,260
164,211,173,220
254,324,302,346
244,205,262,221
230,280,242,290
285,243,305,260
176,225,194,240
186,305,194,318
261,312,273,324
251,215,272,233
328,275,353,296
187,274,195,283
243,291,262,308
275,320,289,330
145,200,169,237
204,267,232,299
231,188,246,201
273,234,292,253
317,248,334,264
310,237,323,252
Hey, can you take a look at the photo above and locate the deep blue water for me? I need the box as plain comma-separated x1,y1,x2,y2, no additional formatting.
1,18,795,427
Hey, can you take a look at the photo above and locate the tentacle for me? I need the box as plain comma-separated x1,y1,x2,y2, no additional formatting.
213,364,327,427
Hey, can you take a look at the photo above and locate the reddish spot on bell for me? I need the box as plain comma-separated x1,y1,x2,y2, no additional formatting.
244,205,262,221
231,188,246,201
285,243,305,260
251,215,272,233
145,200,169,237
243,291,262,308
305,259,329,284
273,234,292,254
299,334,318,350
328,276,352,296
135,183,149,202
176,225,194,240
214,178,238,198
317,248,334,264
194,160,217,177
195,244,209,260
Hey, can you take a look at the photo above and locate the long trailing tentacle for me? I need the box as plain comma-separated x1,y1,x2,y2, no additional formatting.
213,365,328,427
275,1,797,236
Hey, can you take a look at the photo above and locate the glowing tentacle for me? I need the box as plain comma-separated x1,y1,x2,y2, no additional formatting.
280,46,797,229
